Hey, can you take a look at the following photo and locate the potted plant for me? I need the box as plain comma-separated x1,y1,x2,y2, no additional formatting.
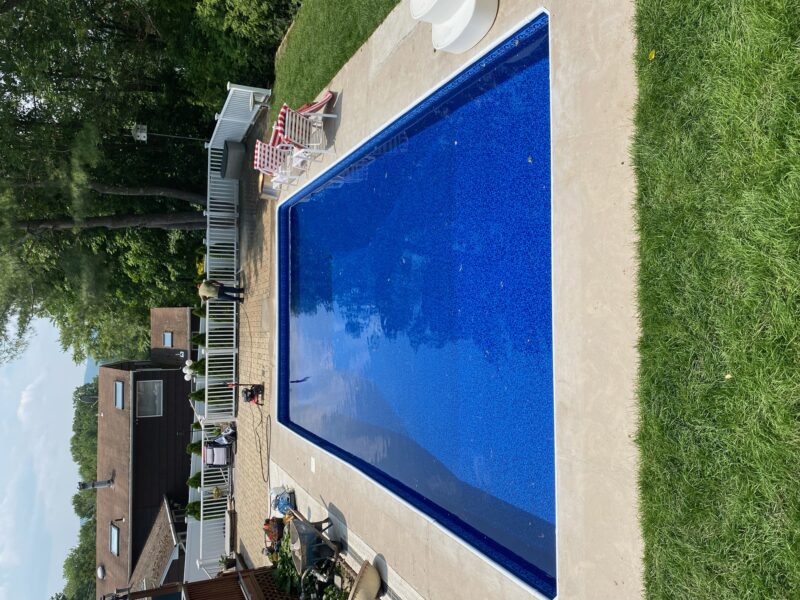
185,501,201,520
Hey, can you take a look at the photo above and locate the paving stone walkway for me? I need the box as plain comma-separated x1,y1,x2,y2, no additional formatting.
234,113,277,569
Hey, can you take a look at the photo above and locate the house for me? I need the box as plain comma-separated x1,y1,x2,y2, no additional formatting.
149,306,196,366
92,308,199,599
99,567,294,600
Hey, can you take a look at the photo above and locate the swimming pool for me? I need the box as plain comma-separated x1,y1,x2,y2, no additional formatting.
278,12,554,597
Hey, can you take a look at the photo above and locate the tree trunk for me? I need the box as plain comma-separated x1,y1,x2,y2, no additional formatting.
19,212,206,231
86,182,206,208
10,180,206,208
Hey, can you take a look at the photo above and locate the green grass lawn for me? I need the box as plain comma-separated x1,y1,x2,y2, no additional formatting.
268,0,400,124
635,2,800,598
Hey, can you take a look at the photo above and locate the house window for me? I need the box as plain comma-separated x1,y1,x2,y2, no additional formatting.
109,524,120,556
114,381,124,409
137,380,163,417
162,331,173,347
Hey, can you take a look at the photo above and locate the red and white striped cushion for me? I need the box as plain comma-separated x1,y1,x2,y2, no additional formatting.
269,103,290,147
253,139,277,175
297,90,334,115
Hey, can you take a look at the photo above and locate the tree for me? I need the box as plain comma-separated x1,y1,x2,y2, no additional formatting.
0,0,303,362
71,380,98,483
18,211,206,231
62,520,96,600
61,380,99,600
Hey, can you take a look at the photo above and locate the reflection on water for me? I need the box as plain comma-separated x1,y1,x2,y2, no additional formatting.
279,13,555,598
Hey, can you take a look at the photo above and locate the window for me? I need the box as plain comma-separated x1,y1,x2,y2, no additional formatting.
137,380,163,417
162,331,173,347
114,381,124,409
109,524,120,556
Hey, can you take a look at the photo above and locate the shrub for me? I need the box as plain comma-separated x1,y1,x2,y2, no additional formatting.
185,501,201,520
187,472,202,488
186,441,202,455
196,0,299,48
273,533,301,594
322,585,348,600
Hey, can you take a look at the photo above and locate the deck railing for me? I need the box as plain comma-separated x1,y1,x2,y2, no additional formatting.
206,164,239,283
203,301,238,423
207,83,270,152
201,82,269,423
194,83,269,577
198,431,231,578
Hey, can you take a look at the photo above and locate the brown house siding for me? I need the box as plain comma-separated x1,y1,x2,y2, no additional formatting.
130,368,193,566
150,307,192,352
96,366,133,599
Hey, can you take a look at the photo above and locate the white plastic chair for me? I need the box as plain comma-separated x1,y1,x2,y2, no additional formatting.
282,106,336,157
254,139,304,188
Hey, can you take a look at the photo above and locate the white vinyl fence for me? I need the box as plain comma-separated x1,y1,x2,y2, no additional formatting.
197,427,232,578
202,82,269,423
194,82,269,578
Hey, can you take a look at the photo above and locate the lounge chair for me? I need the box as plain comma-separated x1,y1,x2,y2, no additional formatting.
253,139,304,188
256,92,338,188
297,89,335,114
269,101,337,158
282,105,335,156
269,91,337,149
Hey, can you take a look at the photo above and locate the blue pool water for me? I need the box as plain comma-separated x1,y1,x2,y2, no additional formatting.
278,13,554,597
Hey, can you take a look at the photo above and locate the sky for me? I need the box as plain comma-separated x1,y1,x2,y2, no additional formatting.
0,319,90,600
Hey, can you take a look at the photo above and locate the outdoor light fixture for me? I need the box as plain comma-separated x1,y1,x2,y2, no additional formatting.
130,124,147,142
130,124,206,144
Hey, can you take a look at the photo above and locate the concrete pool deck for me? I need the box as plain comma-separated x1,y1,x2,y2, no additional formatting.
235,1,641,598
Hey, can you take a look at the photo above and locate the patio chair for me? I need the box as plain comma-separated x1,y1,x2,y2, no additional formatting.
348,561,382,600
297,89,335,114
253,139,304,188
281,105,336,157
203,441,231,467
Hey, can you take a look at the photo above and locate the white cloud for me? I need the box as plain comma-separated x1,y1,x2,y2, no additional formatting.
15,375,44,425
15,373,80,595
0,319,83,599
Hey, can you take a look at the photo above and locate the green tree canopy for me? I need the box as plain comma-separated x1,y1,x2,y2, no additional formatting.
0,0,298,362
61,379,99,600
